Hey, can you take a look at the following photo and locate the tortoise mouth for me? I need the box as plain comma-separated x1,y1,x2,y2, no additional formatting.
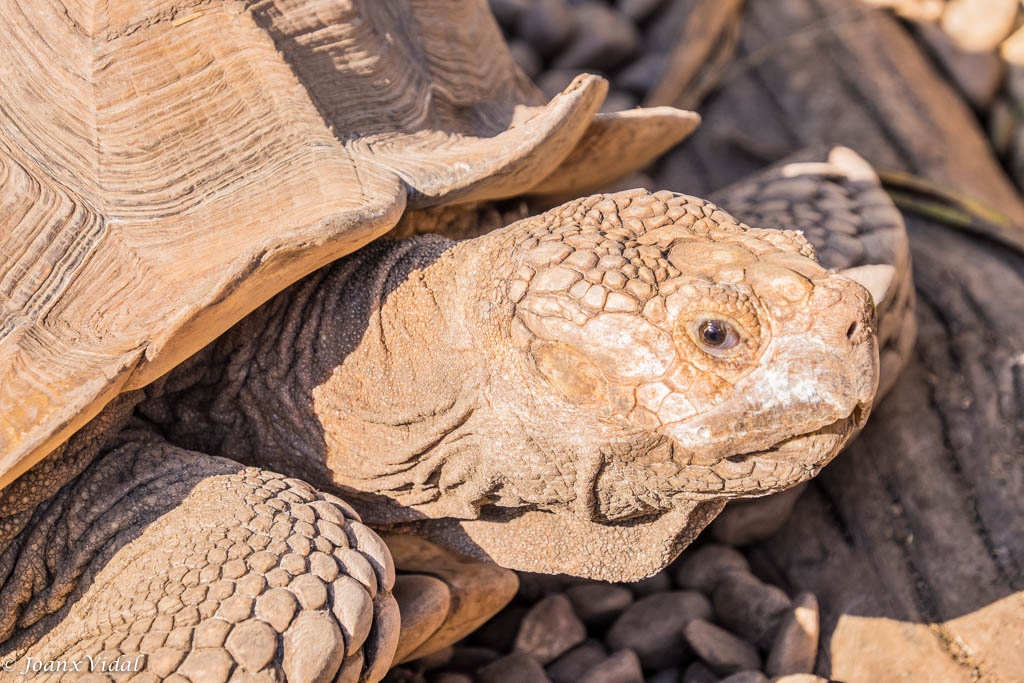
687,404,867,497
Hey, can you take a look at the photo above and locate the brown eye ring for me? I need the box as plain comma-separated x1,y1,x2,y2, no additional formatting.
697,319,739,351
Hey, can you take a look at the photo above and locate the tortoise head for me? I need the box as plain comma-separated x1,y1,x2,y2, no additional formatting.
318,190,878,579
493,190,877,505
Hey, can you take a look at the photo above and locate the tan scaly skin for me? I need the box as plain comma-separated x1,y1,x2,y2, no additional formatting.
0,189,878,681
152,189,877,579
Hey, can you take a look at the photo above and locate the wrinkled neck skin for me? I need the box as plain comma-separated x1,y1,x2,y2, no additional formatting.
149,190,879,581
148,236,480,506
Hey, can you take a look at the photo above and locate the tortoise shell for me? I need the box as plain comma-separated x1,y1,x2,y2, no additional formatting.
0,0,699,488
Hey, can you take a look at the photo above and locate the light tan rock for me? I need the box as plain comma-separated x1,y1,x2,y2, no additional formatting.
514,594,587,665
941,0,1019,52
766,592,819,676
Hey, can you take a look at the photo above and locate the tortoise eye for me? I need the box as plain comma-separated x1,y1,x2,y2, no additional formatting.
697,319,739,351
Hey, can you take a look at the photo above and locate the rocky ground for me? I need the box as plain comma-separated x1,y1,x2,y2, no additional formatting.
387,1,1020,681
387,542,821,683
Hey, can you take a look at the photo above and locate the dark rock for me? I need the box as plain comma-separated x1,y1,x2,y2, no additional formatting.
606,591,712,669
646,668,681,683
672,544,750,594
383,667,426,683
766,592,819,676
517,0,576,58
578,649,644,683
546,640,608,683
681,661,718,683
473,606,527,653
712,573,791,650
566,583,634,626
478,651,553,683
446,646,502,672
515,594,587,664
554,5,639,71
625,570,672,596
683,619,761,675
718,671,769,683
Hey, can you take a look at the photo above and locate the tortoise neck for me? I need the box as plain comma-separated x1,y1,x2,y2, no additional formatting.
140,234,486,508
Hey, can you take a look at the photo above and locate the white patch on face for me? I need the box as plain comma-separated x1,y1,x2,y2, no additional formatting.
658,392,697,423
752,339,827,410
660,423,712,451
657,335,853,455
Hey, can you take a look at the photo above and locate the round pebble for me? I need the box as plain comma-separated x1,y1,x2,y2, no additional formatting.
766,592,820,676
682,660,718,683
719,672,770,683
514,594,587,664
565,583,634,626
683,619,761,675
478,651,553,683
554,4,639,71
672,543,750,593
546,640,608,683
712,572,792,649
517,0,576,57
578,649,644,683
606,591,712,669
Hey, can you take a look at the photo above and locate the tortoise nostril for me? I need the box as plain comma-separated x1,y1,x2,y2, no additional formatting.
852,401,870,427
846,321,858,340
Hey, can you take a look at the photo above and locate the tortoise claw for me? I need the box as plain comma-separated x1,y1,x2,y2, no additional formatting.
383,534,519,664
840,264,897,306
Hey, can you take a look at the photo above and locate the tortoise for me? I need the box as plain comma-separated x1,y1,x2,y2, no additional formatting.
0,0,912,680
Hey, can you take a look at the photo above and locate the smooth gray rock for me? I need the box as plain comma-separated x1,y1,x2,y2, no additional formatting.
478,651,554,683
683,619,761,675
566,583,634,626
578,649,644,683
546,640,608,683
606,591,712,669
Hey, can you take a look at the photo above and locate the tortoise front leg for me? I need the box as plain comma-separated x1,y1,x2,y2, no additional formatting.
0,425,399,682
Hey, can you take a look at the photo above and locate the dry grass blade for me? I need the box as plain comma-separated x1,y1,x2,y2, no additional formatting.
880,170,1024,255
